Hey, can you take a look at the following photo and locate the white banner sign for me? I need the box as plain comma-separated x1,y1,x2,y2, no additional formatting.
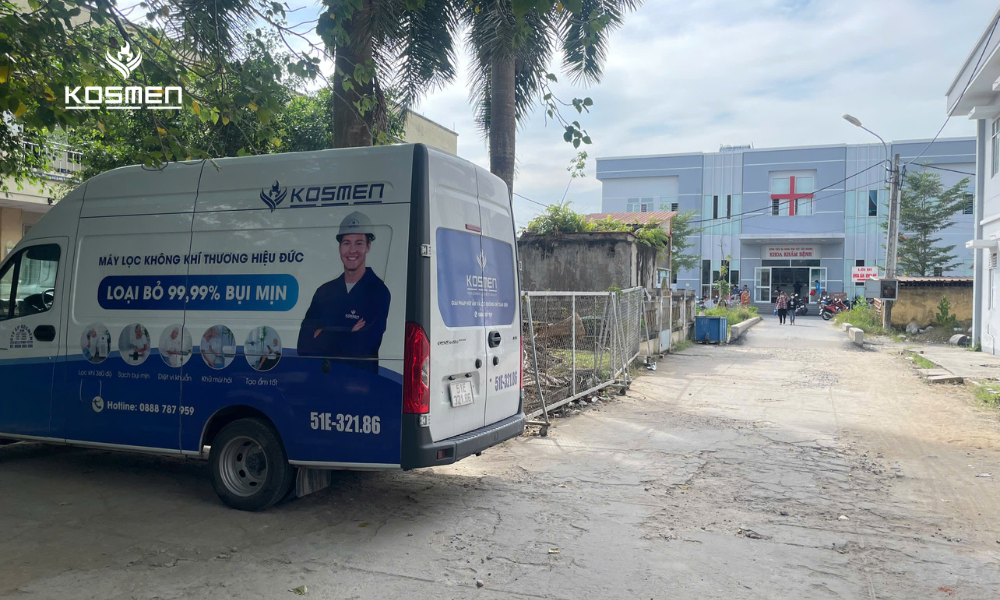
764,245,818,259
851,266,879,282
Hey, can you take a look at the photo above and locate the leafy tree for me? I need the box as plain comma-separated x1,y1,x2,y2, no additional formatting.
317,0,459,147
892,170,971,276
464,0,641,195
669,210,699,274
1,1,321,187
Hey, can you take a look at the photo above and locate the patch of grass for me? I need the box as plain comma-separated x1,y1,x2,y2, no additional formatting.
905,351,937,370
833,304,886,336
973,383,1000,407
549,349,597,370
673,340,693,353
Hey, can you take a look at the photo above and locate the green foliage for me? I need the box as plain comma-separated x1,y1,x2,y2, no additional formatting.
833,303,885,336
521,202,671,251
669,210,700,273
973,383,1000,408
906,351,937,369
522,201,592,235
700,305,758,338
934,295,957,328
887,170,972,276
1,4,326,186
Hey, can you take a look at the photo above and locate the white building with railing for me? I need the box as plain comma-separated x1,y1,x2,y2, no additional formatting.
1,141,82,258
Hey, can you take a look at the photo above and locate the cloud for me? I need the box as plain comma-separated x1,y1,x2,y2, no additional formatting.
411,0,997,227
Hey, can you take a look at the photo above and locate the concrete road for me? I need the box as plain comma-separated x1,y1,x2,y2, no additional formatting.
2,316,1000,599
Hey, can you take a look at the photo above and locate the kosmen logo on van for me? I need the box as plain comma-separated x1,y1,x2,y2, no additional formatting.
260,181,288,212
254,181,389,210
476,251,487,270
65,37,182,111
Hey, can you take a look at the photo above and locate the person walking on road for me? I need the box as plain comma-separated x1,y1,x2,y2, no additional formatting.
788,294,798,325
776,291,789,325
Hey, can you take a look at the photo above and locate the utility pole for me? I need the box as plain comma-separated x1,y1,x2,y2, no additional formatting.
883,153,901,330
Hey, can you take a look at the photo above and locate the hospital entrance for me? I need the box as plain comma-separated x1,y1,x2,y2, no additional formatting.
753,263,827,303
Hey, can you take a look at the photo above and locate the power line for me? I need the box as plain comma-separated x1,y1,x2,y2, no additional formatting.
915,163,975,177
904,13,1000,168
512,192,550,208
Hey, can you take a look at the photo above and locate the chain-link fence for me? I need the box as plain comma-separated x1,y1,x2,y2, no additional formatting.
521,288,643,421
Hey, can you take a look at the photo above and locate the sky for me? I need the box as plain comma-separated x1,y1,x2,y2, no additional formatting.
285,0,999,229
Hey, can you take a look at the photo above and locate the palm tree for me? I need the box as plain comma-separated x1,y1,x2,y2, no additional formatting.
317,0,461,147
464,0,641,196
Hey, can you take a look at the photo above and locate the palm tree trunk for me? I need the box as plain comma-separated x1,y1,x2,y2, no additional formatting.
489,54,516,197
333,1,375,148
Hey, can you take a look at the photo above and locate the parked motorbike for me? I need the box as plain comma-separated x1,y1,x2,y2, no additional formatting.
795,300,808,316
819,296,848,320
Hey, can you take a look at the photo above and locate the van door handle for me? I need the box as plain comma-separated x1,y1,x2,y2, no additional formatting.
488,331,501,348
34,325,56,342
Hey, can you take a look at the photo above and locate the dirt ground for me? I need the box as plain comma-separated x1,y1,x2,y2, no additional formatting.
2,314,999,599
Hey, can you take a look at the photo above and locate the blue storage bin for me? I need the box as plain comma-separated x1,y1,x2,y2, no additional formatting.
695,316,727,344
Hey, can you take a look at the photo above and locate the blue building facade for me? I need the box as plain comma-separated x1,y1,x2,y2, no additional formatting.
597,139,976,303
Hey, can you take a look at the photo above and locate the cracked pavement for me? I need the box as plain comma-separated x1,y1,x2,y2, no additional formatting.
2,315,999,599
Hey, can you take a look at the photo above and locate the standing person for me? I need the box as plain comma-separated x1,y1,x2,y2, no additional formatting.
741,285,750,307
788,294,798,325
813,279,821,298
776,291,788,325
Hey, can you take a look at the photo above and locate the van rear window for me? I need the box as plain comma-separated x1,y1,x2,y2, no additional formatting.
436,228,516,328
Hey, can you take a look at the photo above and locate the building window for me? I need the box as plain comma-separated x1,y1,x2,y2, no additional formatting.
627,198,639,212
725,195,732,218
702,259,711,285
868,190,878,216
933,267,943,277
671,202,679,212
856,259,865,267
994,119,1000,177
964,193,974,215
712,195,719,219
659,197,678,212
770,175,813,216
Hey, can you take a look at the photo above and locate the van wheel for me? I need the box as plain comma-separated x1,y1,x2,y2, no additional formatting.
209,418,293,511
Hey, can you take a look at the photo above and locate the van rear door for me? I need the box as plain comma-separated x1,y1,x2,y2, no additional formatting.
474,167,521,424
428,155,488,441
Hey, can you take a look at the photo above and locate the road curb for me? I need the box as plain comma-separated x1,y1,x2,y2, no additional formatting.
730,316,763,342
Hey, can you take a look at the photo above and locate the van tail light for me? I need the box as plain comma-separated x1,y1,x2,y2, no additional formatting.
404,322,430,414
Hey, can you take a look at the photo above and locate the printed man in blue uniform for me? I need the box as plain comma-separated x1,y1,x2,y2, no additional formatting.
297,211,391,373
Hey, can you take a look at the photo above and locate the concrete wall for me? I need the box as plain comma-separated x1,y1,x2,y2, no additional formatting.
0,208,44,259
403,112,458,155
518,232,657,292
891,285,974,327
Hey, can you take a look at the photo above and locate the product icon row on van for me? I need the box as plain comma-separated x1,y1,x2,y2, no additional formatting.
81,324,281,372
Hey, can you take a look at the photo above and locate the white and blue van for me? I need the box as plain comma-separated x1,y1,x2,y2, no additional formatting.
0,144,524,510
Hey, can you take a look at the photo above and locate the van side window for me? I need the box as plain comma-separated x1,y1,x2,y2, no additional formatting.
0,245,61,321
0,254,15,321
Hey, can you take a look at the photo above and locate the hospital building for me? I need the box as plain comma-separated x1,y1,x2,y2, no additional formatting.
597,138,976,303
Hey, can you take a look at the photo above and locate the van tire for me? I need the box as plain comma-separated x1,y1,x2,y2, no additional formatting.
209,418,294,511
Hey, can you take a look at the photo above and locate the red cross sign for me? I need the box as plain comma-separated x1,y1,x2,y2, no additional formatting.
771,175,813,216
